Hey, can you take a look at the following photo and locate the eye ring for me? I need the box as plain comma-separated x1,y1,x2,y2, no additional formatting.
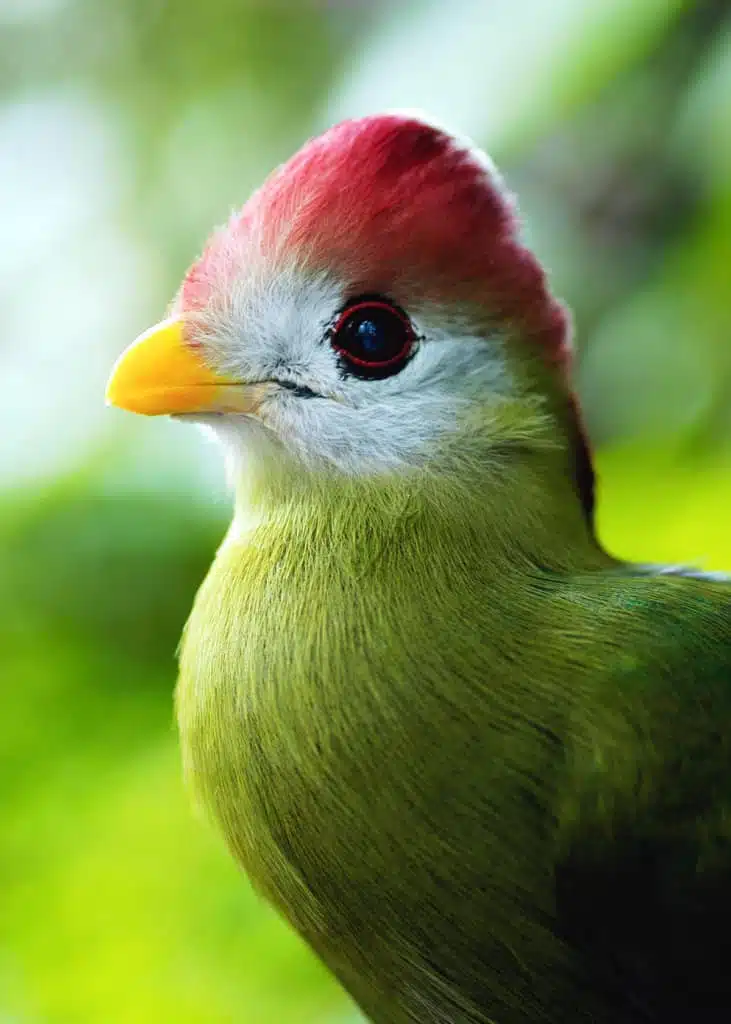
329,296,416,379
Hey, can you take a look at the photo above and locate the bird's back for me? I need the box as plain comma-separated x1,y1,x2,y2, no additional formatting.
554,566,731,1023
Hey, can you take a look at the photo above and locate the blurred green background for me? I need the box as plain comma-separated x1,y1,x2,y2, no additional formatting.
2,1,730,1021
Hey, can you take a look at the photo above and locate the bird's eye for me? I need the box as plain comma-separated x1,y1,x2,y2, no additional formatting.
330,297,416,379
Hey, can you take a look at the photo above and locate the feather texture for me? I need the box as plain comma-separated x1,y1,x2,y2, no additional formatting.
176,427,731,1022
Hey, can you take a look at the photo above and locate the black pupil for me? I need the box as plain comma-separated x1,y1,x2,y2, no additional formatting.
338,306,409,365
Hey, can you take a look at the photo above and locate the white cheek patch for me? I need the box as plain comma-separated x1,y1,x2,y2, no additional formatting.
261,377,463,474
195,262,347,394
191,263,515,476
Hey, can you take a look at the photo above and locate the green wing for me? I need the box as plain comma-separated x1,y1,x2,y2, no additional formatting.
556,569,731,1022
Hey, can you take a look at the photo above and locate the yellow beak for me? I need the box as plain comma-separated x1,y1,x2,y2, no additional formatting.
105,318,269,416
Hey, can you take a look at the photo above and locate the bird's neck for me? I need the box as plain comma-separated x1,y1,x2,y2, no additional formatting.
229,424,609,578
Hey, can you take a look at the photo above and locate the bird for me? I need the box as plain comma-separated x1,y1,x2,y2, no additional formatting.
106,113,731,1023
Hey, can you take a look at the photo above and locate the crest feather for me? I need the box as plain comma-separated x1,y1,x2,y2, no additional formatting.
182,114,570,372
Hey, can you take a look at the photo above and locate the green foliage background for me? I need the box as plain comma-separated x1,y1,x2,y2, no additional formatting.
1,1,730,1021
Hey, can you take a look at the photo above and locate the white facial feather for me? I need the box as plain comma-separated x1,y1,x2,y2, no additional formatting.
187,261,517,478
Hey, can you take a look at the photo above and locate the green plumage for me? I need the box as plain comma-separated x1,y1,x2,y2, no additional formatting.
177,421,731,1023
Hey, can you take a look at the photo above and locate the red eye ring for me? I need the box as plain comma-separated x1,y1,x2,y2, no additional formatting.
330,297,416,376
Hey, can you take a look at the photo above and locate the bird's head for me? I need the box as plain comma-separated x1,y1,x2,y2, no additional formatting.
107,113,593,519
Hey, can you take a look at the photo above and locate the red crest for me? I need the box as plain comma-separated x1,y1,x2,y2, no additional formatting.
181,114,570,374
